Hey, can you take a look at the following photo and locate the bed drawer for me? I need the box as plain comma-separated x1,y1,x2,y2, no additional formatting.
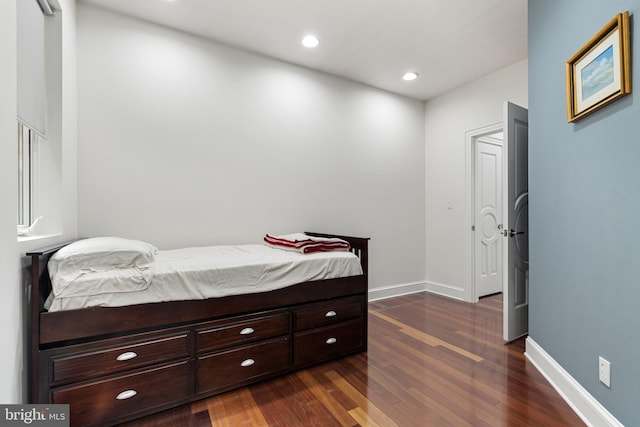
197,337,290,395
294,295,363,331
52,360,190,427
293,319,364,368
197,311,289,353
51,331,191,385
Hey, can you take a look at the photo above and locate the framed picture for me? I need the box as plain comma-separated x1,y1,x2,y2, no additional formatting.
566,11,631,122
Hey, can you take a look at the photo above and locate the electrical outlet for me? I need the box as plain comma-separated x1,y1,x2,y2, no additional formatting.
599,356,611,388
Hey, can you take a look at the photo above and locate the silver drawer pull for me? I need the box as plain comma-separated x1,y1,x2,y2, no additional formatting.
116,390,137,400
241,358,255,367
326,337,337,345
325,311,337,317
116,351,137,361
240,327,255,335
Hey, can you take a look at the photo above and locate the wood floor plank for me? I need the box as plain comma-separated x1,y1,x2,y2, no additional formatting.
190,399,208,414
370,311,484,362
323,370,399,427
347,407,386,427
126,292,585,427
249,372,343,426
376,334,506,404
406,387,482,427
206,387,269,427
295,369,358,427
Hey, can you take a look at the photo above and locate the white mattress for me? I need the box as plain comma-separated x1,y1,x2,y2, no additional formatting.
46,244,362,312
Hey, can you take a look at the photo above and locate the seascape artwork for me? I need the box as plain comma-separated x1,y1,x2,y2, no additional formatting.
566,12,630,122
581,45,614,100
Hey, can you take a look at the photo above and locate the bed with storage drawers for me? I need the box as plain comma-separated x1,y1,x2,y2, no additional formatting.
27,232,369,426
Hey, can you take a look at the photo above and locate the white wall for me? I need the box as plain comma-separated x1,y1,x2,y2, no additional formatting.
0,0,21,404
77,5,426,291
36,0,78,238
424,59,528,299
0,0,78,403
59,0,78,238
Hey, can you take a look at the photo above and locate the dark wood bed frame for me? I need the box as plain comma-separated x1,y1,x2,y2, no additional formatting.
27,232,369,427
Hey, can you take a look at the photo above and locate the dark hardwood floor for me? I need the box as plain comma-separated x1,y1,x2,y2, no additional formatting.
120,293,585,426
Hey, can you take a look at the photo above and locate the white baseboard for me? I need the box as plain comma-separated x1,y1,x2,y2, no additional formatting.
424,280,465,301
525,337,623,427
367,280,467,303
368,281,427,302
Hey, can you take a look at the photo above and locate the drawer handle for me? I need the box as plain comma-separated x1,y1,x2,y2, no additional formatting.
116,390,137,400
326,337,337,345
116,351,138,362
241,358,255,367
325,311,337,317
240,327,255,335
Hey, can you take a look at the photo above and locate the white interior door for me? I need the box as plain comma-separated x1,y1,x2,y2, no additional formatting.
475,137,503,297
503,101,529,342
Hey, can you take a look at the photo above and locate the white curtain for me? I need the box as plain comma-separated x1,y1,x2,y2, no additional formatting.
17,0,51,137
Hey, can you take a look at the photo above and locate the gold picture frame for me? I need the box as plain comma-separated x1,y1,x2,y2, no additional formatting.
566,11,631,122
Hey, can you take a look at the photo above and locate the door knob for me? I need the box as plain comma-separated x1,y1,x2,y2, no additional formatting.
508,229,524,237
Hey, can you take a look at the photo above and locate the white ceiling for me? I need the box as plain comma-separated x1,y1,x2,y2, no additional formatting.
79,0,527,101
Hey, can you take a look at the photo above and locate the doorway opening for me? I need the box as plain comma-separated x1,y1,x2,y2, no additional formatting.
465,102,529,342
464,123,503,304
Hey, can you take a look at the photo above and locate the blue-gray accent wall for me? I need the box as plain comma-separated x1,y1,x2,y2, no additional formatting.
529,1,640,424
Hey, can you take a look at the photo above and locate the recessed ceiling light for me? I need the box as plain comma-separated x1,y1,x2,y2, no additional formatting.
402,72,419,81
302,35,319,48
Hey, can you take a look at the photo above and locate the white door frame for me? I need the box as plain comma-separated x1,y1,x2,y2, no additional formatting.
464,122,504,303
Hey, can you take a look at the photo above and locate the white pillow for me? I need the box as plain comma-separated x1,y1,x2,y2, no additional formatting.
50,237,158,272
48,237,158,297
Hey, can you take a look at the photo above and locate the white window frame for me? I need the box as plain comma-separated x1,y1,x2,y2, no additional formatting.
18,122,39,227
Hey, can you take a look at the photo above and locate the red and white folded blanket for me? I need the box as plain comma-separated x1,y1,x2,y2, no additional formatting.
264,233,350,254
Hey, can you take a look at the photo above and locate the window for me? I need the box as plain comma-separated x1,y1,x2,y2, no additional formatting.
17,122,38,227
17,0,58,237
